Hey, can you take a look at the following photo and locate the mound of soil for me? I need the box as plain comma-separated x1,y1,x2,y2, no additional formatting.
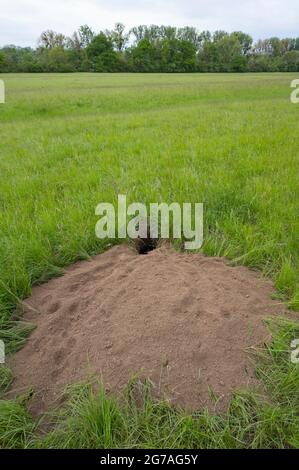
9,244,284,415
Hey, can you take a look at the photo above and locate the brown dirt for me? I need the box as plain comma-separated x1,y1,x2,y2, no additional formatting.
9,244,285,415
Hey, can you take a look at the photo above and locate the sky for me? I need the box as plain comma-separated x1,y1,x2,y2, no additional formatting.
0,0,299,47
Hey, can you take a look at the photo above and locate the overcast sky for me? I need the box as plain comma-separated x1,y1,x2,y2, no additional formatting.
1,0,299,47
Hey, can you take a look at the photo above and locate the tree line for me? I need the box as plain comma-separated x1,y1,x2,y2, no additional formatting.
1,23,299,73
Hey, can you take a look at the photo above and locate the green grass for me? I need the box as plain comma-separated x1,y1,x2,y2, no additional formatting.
0,366,13,393
0,72,298,448
0,395,36,449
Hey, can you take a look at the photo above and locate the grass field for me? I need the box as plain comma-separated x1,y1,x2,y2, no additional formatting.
0,72,299,448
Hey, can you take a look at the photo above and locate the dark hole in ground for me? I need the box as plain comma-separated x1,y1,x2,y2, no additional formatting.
134,236,158,254
132,219,159,254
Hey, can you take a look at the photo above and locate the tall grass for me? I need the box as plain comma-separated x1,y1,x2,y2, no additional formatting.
0,396,35,449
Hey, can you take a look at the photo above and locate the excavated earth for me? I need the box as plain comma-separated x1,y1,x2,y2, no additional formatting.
9,244,285,415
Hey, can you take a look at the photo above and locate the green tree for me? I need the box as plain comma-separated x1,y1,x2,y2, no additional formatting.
127,39,161,72
0,51,6,71
78,25,95,48
177,27,201,50
130,25,148,43
231,31,253,55
38,48,74,72
86,33,118,72
213,30,229,42
217,35,246,71
3,23,299,73
38,30,66,49
198,34,246,72
161,38,196,72
247,54,274,72
107,23,129,52
160,26,177,40
280,50,299,71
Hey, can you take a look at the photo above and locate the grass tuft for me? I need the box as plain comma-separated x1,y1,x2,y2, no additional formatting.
0,366,13,394
0,397,36,449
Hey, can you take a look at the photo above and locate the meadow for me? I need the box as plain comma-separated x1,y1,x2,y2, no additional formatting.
0,72,298,448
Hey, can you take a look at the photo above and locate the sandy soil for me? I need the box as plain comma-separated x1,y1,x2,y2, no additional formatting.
9,244,285,415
